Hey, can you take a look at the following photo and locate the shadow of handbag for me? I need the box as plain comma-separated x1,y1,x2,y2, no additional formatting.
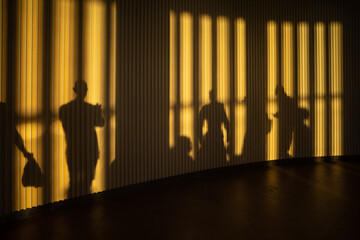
22,155,45,188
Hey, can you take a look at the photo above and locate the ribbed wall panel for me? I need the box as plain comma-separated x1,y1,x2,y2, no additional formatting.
0,0,6,102
14,0,44,211
0,0,359,216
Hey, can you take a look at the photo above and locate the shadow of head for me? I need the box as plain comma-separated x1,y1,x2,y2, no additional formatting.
73,79,88,100
275,84,285,97
176,136,192,154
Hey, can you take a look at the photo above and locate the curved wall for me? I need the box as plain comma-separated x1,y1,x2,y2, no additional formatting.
0,0,359,215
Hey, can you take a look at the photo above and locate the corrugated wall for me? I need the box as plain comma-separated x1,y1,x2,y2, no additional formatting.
0,0,359,215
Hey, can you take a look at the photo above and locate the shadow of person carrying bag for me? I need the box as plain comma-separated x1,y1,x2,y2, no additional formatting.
22,153,44,188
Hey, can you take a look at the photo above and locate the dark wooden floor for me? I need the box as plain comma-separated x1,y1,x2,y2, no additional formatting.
1,157,360,239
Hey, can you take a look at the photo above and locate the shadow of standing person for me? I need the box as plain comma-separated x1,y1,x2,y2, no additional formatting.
169,136,193,172
1,102,35,213
274,85,297,159
59,80,105,198
198,90,230,168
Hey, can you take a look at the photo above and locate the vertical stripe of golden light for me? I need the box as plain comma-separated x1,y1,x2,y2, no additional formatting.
30,0,43,208
281,22,294,157
266,22,279,160
14,0,19,210
51,0,76,201
58,0,66,201
0,0,7,102
51,0,59,202
179,12,193,157
17,0,29,210
15,0,43,211
329,22,342,156
110,2,116,166
169,11,176,148
297,23,310,128
314,23,326,156
36,0,44,205
0,0,2,100
22,0,30,210
267,21,278,161
14,0,20,211
199,15,212,137
83,0,106,193
217,16,230,160
235,18,246,156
